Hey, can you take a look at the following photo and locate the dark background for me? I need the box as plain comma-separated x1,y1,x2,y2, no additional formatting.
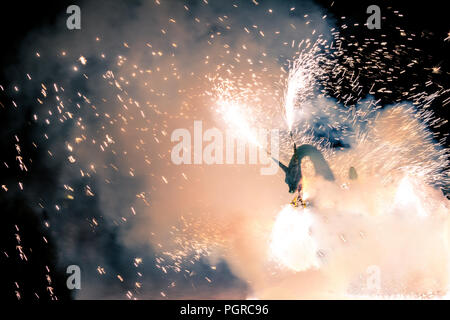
0,0,448,300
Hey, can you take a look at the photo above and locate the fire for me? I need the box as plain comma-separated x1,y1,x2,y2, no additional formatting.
269,205,320,272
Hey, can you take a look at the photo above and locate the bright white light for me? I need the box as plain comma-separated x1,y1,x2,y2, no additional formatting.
394,176,428,217
217,99,261,147
270,205,320,272
283,51,318,131
284,65,305,130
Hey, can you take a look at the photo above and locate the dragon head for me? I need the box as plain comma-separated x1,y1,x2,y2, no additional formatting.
275,144,302,193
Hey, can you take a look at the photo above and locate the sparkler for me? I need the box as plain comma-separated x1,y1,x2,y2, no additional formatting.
283,59,307,132
282,41,325,135
216,98,261,148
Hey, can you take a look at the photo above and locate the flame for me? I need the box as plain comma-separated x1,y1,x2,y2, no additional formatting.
269,205,320,272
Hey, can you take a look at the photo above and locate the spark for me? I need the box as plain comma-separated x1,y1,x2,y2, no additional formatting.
283,41,324,131
216,99,261,147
